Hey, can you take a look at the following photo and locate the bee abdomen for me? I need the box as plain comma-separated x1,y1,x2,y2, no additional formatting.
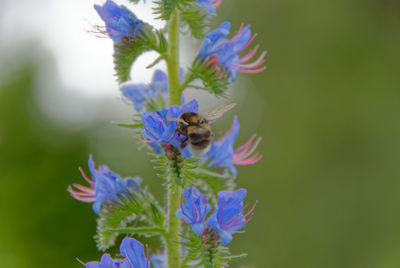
189,130,211,141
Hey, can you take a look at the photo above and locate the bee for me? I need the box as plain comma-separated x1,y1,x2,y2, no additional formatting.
168,102,236,157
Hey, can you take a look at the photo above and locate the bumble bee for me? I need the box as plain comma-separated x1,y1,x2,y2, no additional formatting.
169,102,236,157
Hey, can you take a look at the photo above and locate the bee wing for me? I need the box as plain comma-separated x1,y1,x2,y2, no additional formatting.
203,102,236,124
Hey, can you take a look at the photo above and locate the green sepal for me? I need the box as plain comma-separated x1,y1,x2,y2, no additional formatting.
184,58,230,96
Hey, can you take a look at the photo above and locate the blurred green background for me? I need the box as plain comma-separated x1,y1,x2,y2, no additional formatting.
1,0,400,267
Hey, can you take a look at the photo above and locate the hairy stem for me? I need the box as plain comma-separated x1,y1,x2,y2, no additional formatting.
166,11,182,268
167,11,181,106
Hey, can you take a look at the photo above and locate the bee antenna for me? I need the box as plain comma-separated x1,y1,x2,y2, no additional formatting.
167,118,178,122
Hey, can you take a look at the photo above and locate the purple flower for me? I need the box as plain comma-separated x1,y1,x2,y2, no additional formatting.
140,99,198,157
176,188,211,236
204,116,261,177
197,0,223,14
80,237,149,268
68,155,142,214
121,70,168,112
94,0,144,44
199,22,266,81
207,189,257,245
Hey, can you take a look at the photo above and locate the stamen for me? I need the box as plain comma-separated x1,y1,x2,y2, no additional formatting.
79,167,94,185
201,193,208,221
234,135,257,156
218,201,227,225
146,246,150,268
239,45,259,63
180,194,190,224
238,66,266,73
234,154,262,165
76,258,86,265
213,0,223,8
238,33,257,54
234,136,262,162
239,51,267,69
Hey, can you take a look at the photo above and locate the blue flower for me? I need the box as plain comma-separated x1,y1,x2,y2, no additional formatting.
140,99,198,157
94,0,144,44
207,189,256,245
176,187,211,236
121,70,168,112
84,254,119,268
82,237,148,268
204,116,262,177
119,237,149,268
68,155,142,214
198,22,266,81
204,116,239,176
197,0,223,14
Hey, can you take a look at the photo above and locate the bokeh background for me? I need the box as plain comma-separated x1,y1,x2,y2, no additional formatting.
1,0,400,267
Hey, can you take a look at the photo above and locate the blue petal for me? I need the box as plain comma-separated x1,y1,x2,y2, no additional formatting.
219,229,234,245
197,0,216,13
119,237,148,268
191,222,206,236
86,253,116,268
206,213,221,233
121,84,149,112
182,99,199,113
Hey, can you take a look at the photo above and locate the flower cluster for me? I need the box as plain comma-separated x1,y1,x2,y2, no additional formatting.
94,0,146,44
199,22,266,81
68,155,142,214
177,188,256,245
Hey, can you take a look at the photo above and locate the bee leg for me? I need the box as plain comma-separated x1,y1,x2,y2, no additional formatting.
179,137,188,148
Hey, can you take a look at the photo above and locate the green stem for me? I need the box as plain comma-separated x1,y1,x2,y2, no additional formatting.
166,11,182,268
167,11,181,106
166,181,182,268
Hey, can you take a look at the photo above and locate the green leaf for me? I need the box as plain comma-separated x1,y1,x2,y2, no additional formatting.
153,0,194,20
113,29,167,83
95,190,165,250
180,3,210,39
222,253,248,262
95,195,144,250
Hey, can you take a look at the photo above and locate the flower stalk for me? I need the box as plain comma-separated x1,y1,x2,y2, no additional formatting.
166,10,182,268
